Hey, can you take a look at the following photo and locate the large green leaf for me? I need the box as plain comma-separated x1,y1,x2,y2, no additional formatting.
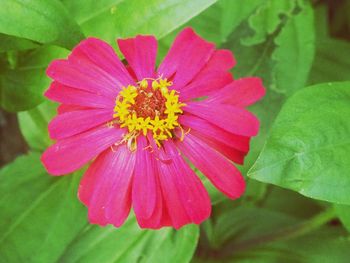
0,153,87,262
242,0,297,46
272,1,315,95
79,0,218,44
205,205,300,250
308,39,350,85
0,153,199,263
228,229,350,263
0,34,38,52
58,222,198,263
334,204,350,232
157,0,264,57
0,46,69,112
0,0,84,49
308,4,350,85
219,0,264,43
248,82,350,204
61,0,124,25
18,101,56,151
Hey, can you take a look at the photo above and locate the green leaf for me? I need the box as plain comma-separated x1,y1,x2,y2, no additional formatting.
272,1,315,95
79,0,218,44
220,0,264,43
59,223,198,263
206,205,300,249
242,0,297,46
0,153,199,263
179,0,264,45
0,34,39,52
230,228,350,263
308,4,350,85
0,46,69,112
308,39,350,85
157,0,264,56
248,82,350,205
18,101,56,151
61,0,124,25
0,152,87,262
0,0,84,49
334,204,350,232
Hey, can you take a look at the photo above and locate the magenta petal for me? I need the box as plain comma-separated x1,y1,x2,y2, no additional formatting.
41,126,124,175
208,77,266,107
69,37,134,88
179,114,250,153
158,27,215,89
177,133,246,199
136,185,163,229
179,71,233,101
185,102,260,137
47,60,118,98
164,141,211,224
189,131,246,164
48,109,113,139
118,35,157,80
132,136,157,220
83,145,135,227
201,49,236,73
157,149,191,229
104,146,136,227
45,82,114,108
57,104,91,115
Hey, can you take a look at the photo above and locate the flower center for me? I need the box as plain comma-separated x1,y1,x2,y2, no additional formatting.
113,77,185,149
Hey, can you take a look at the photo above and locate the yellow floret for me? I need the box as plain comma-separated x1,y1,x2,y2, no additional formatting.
113,77,185,149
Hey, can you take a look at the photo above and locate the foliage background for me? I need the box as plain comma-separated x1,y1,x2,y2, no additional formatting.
0,0,350,262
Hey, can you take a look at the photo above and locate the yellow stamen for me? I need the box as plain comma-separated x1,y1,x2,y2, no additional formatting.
113,77,186,149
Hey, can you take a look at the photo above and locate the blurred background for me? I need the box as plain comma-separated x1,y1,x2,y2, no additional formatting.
0,0,350,262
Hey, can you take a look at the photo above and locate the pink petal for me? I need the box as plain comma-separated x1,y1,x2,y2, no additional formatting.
177,133,246,199
105,147,136,227
45,82,114,108
157,148,191,229
189,130,246,164
201,49,236,73
179,114,250,153
208,77,266,107
179,71,233,101
132,136,157,220
83,145,135,227
57,104,91,114
41,126,124,175
47,59,118,98
48,108,113,139
135,158,163,229
69,37,134,88
117,35,157,80
184,102,260,137
158,27,215,89
164,141,211,224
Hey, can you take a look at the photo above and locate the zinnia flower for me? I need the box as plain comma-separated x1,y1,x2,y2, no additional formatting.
41,27,265,229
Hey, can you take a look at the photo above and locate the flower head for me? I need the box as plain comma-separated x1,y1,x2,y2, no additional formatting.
42,28,265,229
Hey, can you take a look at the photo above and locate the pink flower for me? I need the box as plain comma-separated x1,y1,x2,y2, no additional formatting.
41,28,265,229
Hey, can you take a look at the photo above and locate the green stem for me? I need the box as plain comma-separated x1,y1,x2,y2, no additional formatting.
215,207,336,259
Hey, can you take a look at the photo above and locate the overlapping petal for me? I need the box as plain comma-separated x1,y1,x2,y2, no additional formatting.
42,27,264,230
45,82,114,109
41,126,124,175
177,133,246,199
185,101,260,137
48,108,113,139
118,35,158,80
158,27,215,90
